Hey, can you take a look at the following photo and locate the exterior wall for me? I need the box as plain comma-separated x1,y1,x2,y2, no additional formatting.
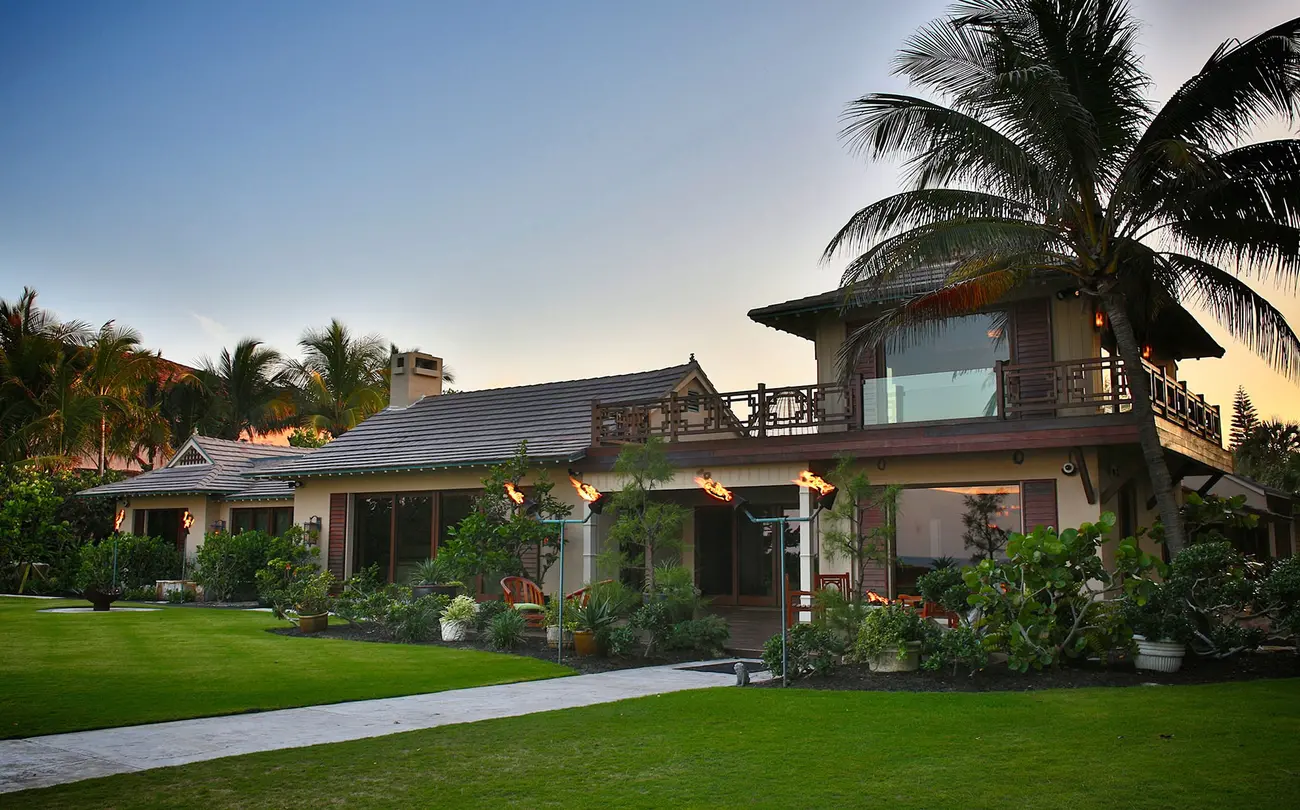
814,316,848,386
119,494,212,559
1051,296,1100,363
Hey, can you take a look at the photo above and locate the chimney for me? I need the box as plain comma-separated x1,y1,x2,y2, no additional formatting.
390,351,443,408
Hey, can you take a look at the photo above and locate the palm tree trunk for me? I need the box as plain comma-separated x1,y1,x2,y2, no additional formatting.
1100,293,1187,553
99,413,106,476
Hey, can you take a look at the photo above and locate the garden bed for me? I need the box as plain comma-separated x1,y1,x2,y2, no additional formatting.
266,625,714,674
761,648,1300,692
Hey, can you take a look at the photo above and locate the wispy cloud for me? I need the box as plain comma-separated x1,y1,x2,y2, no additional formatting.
190,312,232,347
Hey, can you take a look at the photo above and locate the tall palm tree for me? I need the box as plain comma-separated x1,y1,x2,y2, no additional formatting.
284,320,388,437
82,322,165,474
824,1,1300,551
198,338,295,441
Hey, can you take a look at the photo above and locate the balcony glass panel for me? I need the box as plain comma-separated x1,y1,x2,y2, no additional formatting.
862,312,1009,425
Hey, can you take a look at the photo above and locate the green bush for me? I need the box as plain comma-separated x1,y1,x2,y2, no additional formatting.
666,616,730,656
1164,541,1263,658
488,609,527,650
74,541,118,593
915,565,972,618
110,533,182,589
193,530,309,602
629,600,675,655
255,536,321,617
588,579,642,618
811,588,868,651
652,564,705,622
1262,556,1300,640
381,590,447,642
474,599,510,633
851,603,935,662
542,596,580,631
122,585,156,602
166,587,197,604
763,624,840,679
922,626,988,675
605,625,638,657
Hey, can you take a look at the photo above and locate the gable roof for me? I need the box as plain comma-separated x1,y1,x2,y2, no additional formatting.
249,364,695,479
79,435,312,500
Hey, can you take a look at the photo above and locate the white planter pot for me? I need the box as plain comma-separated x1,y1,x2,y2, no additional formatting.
546,625,573,648
440,619,469,642
1133,635,1186,673
868,641,922,673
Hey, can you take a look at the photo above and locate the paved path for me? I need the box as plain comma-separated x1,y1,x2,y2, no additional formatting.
0,661,763,794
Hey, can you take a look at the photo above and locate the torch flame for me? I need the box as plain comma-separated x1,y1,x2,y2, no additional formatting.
865,590,890,605
694,476,733,502
568,475,602,504
503,482,525,506
792,470,836,497
182,510,195,530
114,509,125,531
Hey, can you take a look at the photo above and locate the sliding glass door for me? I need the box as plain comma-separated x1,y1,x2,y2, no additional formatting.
352,491,472,582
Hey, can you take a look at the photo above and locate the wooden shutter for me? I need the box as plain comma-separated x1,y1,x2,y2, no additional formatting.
847,322,883,426
858,504,890,596
520,542,541,581
132,510,145,535
1021,480,1058,531
1011,298,1054,407
328,494,348,581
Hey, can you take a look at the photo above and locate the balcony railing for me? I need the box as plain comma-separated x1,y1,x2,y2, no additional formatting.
592,358,1221,445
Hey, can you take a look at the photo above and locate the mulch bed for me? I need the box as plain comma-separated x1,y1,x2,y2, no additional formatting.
266,625,708,674
758,649,1300,692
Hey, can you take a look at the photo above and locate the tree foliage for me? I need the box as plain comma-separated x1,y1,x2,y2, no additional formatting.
1230,386,1260,450
604,437,689,592
819,454,900,600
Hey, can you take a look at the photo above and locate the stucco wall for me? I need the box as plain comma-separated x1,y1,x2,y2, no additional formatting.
119,494,210,558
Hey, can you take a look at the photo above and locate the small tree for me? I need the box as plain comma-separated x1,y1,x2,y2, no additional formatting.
1230,387,1259,451
604,438,688,593
962,493,1010,562
820,455,900,601
441,442,572,587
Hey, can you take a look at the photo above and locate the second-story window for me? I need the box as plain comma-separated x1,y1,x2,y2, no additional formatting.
863,312,1009,425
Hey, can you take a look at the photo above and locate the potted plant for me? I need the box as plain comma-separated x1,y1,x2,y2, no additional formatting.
851,602,933,672
1123,585,1189,673
543,596,578,648
76,541,122,612
440,594,478,642
409,557,462,600
294,572,334,634
572,597,615,657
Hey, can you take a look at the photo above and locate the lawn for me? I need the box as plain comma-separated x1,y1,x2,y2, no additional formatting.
12,678,1300,809
0,597,569,738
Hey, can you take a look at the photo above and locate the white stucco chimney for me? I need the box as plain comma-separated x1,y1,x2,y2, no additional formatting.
390,351,443,408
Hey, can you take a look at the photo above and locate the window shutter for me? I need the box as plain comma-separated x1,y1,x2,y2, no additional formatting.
858,504,890,596
847,322,883,426
1021,480,1058,531
1011,298,1053,407
132,510,145,535
328,494,347,581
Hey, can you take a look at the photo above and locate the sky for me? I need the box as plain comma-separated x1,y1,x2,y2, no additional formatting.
2,0,1298,421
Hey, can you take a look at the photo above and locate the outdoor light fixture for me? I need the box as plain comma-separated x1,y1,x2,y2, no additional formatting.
210,519,227,534
1143,344,1152,359
307,515,322,533
181,510,195,531
114,508,125,532
1094,311,1105,330
504,482,541,516
792,471,838,511
567,470,609,515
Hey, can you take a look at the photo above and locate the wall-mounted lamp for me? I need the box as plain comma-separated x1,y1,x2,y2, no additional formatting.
114,508,125,532
181,509,195,531
1142,344,1152,359
1094,311,1105,330
210,519,227,533
307,515,322,533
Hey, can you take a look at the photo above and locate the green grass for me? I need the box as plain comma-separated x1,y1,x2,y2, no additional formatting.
0,596,569,738
12,679,1300,809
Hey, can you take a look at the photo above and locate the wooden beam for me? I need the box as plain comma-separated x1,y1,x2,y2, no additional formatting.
1071,447,1096,505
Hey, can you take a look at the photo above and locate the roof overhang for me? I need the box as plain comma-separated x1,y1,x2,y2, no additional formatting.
244,453,585,481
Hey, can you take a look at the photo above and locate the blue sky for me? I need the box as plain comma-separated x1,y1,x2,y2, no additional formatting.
2,0,1297,417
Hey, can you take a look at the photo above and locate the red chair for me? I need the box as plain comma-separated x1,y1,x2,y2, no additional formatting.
814,572,851,597
566,579,614,608
896,594,924,610
786,590,816,628
922,601,960,629
501,577,546,628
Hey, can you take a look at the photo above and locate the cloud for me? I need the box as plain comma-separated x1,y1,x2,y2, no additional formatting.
190,312,232,346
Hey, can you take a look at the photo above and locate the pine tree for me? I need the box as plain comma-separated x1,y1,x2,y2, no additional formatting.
1230,387,1259,450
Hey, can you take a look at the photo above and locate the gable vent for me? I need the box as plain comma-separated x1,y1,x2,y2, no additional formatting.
173,447,209,466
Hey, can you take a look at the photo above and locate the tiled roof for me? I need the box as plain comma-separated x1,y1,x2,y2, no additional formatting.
249,364,694,479
78,436,311,499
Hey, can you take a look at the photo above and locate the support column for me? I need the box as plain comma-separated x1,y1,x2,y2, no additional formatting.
799,485,813,622
582,506,598,584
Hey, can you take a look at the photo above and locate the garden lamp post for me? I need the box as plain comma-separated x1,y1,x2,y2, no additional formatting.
695,472,836,687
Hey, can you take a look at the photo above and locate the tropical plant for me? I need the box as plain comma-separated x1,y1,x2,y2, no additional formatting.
665,615,730,656
441,594,479,625
542,596,580,631
819,454,900,601
1235,421,1300,495
961,492,1010,561
851,602,935,662
604,437,689,592
823,1,1300,553
284,320,388,438
572,597,616,635
382,591,448,642
811,587,870,650
195,338,295,441
409,556,457,586
922,626,989,676
292,571,335,617
1230,387,1260,450
1162,541,1263,658
1179,492,1259,546
287,426,329,448
81,323,166,475
764,623,840,679
488,608,527,650
1260,556,1300,642
915,564,972,619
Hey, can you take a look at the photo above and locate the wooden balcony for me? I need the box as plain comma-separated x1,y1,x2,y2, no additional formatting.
592,357,1221,447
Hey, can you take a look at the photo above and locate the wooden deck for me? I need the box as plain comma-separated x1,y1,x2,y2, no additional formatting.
710,606,781,655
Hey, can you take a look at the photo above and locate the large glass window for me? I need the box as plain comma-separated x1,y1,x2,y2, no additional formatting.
894,484,1022,594
354,491,472,582
863,312,1009,425
394,493,434,583
353,495,395,578
230,506,293,536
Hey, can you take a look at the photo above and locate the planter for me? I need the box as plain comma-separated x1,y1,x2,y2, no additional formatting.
429,584,461,599
155,580,198,601
546,625,573,649
867,641,922,673
411,584,435,599
440,619,470,642
573,629,598,657
298,613,328,634
1133,635,1186,673
83,587,122,612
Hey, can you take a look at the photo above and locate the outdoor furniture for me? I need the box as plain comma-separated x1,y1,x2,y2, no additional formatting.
814,572,851,596
922,601,960,628
566,579,614,608
896,594,924,610
501,577,546,627
786,589,816,628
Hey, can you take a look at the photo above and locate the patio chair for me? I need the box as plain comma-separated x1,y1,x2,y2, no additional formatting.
786,590,816,628
813,572,851,596
896,594,924,610
501,577,546,628
921,601,960,629
566,579,614,608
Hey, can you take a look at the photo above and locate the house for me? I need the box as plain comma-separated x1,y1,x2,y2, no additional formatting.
1183,473,1295,560
80,276,1232,639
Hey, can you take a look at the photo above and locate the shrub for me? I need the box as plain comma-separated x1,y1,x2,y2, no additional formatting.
916,565,972,619
542,596,580,631
605,625,638,657
442,594,478,625
255,538,322,617
293,571,335,616
666,616,729,656
1262,556,1300,640
382,592,447,642
629,600,675,655
1164,541,1263,658
166,587,197,604
763,624,839,679
811,588,869,652
474,599,510,633
74,541,118,593
651,564,704,622
573,597,616,635
122,585,156,602
114,534,182,588
588,579,642,618
922,626,988,675
488,609,527,650
333,566,388,632
409,556,458,586
851,603,935,663
193,530,277,601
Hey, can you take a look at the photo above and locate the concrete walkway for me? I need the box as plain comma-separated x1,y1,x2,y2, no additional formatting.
0,661,763,794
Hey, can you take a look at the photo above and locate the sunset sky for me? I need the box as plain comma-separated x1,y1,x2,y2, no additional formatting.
2,0,1297,425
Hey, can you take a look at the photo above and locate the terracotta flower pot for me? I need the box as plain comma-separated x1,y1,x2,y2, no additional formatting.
298,613,328,634
573,630,598,657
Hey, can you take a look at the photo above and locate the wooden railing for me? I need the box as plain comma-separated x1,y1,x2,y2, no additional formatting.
998,356,1221,443
592,358,1221,445
593,382,857,443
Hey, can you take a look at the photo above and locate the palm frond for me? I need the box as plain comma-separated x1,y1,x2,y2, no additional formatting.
1164,217,1300,286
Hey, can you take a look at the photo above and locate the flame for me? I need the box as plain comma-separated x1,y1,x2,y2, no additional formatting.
181,510,195,530
792,470,836,497
568,475,602,504
695,476,733,502
504,482,525,506
114,509,125,531
865,590,890,605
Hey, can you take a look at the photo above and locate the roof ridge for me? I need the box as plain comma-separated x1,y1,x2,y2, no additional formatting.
403,362,694,403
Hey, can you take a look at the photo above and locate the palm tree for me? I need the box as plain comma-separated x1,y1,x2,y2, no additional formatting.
82,322,165,474
198,338,295,441
824,1,1300,551
284,320,388,437
1236,420,1300,494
